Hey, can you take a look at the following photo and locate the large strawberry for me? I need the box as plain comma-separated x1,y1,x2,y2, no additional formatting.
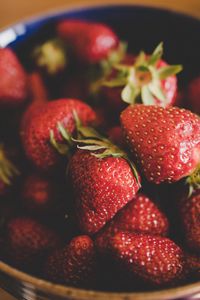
20,99,96,172
57,19,119,64
187,76,200,115
95,193,169,253
6,217,60,270
121,104,200,184
110,231,185,286
68,124,141,234
44,235,96,286
102,43,182,110
179,190,200,252
0,48,28,107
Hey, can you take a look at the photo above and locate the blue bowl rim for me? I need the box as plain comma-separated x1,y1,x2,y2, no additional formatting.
0,3,200,299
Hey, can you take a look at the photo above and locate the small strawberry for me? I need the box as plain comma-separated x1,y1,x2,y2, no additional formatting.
187,76,200,114
0,48,28,107
21,174,60,217
121,104,200,184
44,235,96,286
110,231,185,286
95,193,169,253
20,99,96,172
179,190,200,252
68,124,140,234
0,144,19,196
57,19,119,64
7,217,60,270
102,43,182,110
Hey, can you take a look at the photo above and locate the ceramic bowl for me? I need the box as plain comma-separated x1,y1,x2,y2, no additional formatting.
0,3,199,300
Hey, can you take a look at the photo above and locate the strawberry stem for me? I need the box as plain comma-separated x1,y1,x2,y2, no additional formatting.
0,144,19,186
186,165,200,197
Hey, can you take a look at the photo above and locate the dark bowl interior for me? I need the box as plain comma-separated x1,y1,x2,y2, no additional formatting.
0,4,200,300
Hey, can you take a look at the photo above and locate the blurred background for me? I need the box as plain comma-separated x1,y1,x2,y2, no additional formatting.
0,0,200,28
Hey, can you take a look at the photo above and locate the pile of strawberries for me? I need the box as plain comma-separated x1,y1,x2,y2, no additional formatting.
0,19,199,291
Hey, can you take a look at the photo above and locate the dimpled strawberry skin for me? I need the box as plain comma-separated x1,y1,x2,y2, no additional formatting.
95,193,169,253
0,48,28,106
21,99,96,172
69,150,141,235
110,231,185,286
121,104,200,184
180,190,200,252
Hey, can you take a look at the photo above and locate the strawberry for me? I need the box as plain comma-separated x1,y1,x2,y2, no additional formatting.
179,190,200,252
121,104,200,184
68,123,140,234
20,99,96,172
28,72,48,103
110,231,185,286
7,217,60,270
0,144,19,196
57,20,119,64
187,76,200,114
44,235,96,286
21,174,60,216
95,193,169,253
0,48,28,107
102,43,182,110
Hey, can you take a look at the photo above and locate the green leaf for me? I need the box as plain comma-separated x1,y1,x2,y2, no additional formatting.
141,85,155,105
158,65,183,79
50,130,70,155
148,42,163,66
57,122,71,143
148,81,167,104
77,145,107,151
134,51,146,67
102,78,127,88
121,83,137,104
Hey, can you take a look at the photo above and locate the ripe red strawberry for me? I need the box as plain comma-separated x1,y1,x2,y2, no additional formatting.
110,231,185,286
95,193,169,253
121,105,200,184
107,126,126,148
0,48,28,107
69,148,140,235
44,235,96,286
102,43,181,111
28,72,48,103
57,19,119,64
7,217,60,270
21,174,60,216
187,76,200,114
20,99,96,172
179,190,200,252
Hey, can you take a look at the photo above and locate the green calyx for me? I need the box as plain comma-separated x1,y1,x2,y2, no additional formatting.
186,165,200,197
72,112,141,187
0,144,19,186
33,38,68,75
102,42,183,106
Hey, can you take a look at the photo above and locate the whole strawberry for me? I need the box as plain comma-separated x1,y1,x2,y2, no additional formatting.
102,43,182,110
95,193,169,253
0,48,28,107
110,231,185,286
187,76,200,114
44,235,96,287
57,20,119,64
7,217,60,270
180,190,200,252
121,104,200,184
21,174,60,217
20,99,96,172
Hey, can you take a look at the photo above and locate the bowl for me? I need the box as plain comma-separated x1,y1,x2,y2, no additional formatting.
0,3,200,300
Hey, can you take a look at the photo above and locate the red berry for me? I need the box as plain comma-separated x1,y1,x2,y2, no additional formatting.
0,48,28,107
69,149,140,234
7,217,60,270
110,231,185,286
121,105,200,184
45,235,96,286
20,99,96,172
180,190,200,252
28,72,48,103
57,20,119,64
96,193,169,253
